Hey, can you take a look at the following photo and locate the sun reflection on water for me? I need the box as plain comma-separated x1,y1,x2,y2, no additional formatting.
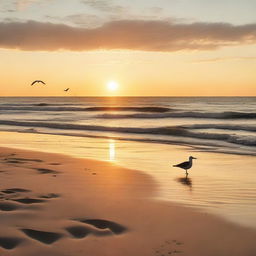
109,139,116,162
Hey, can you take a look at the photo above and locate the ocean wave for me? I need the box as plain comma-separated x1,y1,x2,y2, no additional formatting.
181,124,256,132
96,111,256,119
0,120,255,147
1,105,255,119
0,106,85,112
0,127,255,157
34,103,51,106
0,103,75,107
0,106,171,113
85,107,171,112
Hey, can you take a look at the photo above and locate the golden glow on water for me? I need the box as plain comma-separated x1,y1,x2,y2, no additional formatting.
109,139,116,162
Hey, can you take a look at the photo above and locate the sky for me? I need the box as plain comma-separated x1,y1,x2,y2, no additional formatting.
0,0,256,96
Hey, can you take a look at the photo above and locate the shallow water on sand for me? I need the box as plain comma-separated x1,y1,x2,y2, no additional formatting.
0,131,255,229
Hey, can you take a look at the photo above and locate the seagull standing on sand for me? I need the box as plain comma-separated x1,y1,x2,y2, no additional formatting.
64,88,70,92
173,156,197,176
31,80,46,86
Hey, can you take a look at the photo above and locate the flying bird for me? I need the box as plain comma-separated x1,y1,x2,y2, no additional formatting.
64,88,70,92
31,80,46,86
173,156,197,176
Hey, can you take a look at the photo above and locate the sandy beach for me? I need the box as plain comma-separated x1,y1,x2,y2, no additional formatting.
0,146,255,256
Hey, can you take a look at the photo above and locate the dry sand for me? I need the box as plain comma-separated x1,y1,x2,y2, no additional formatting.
0,146,255,256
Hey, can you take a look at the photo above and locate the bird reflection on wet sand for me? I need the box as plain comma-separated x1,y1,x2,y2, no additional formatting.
176,175,193,190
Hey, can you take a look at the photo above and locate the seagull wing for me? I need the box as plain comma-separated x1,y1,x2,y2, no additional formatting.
31,80,45,85
173,161,189,169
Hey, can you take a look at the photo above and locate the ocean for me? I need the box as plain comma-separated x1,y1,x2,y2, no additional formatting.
0,97,255,155
0,96,256,227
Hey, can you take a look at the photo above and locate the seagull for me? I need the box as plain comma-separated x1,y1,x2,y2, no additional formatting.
173,156,197,176
64,88,70,92
31,80,46,86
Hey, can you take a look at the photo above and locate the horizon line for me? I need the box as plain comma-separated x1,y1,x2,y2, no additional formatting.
0,95,256,98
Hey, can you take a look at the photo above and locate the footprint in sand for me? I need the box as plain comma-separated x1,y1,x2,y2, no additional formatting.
65,226,92,239
21,229,63,244
1,188,31,194
35,168,59,174
39,193,60,199
0,237,23,250
2,188,60,203
74,219,127,235
1,188,46,210
65,224,117,238
12,198,46,204
65,219,127,239
5,159,23,164
0,202,22,211
49,163,61,166
6,158,43,163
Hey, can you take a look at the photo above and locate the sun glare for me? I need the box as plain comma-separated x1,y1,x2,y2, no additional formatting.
107,81,119,91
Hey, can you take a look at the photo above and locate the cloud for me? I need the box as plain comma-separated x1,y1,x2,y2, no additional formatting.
149,7,163,15
54,13,103,28
193,57,256,63
15,0,39,10
14,0,52,11
0,20,256,52
61,13,168,28
81,0,126,14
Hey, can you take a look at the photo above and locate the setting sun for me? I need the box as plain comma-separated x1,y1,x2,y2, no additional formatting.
107,81,119,91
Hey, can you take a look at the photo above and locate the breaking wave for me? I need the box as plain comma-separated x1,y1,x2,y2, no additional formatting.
96,111,256,119
0,120,255,147
0,106,171,113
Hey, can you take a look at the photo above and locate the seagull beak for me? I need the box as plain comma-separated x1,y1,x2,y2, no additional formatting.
193,157,197,159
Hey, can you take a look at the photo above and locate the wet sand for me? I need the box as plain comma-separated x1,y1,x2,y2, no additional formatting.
0,146,255,256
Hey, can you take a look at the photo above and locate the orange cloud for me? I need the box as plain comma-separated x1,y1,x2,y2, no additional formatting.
0,20,256,51
15,0,39,10
192,56,256,63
